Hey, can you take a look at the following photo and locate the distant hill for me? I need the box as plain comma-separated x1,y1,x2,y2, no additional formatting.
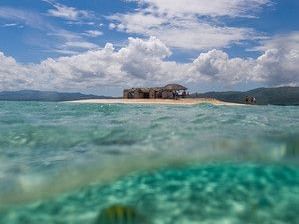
192,87,299,106
1,87,298,105
0,90,113,102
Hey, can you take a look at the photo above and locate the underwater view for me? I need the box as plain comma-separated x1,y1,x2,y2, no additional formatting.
0,102,298,224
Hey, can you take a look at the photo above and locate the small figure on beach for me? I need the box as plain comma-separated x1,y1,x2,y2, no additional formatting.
245,96,257,105
175,91,179,100
245,96,249,104
252,97,256,104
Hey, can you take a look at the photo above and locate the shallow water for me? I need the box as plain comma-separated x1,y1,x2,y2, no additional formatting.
0,102,298,223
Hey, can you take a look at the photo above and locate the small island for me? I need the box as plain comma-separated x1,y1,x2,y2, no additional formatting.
70,83,239,106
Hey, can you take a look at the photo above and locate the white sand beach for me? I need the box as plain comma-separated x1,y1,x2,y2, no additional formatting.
67,98,241,106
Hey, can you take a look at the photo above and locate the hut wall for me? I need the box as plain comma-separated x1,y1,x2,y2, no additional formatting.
131,89,150,99
149,89,156,99
124,84,187,99
123,90,130,99
133,90,141,99
156,90,162,99
128,91,134,99
162,91,173,99
161,91,167,99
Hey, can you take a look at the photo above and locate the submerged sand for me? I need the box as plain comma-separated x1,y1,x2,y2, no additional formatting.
67,98,241,106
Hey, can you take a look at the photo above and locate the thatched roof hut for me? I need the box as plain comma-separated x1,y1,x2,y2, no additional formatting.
164,84,187,91
123,84,188,99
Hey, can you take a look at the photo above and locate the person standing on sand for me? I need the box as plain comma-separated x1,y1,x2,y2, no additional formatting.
175,91,179,100
253,97,257,104
245,96,249,104
172,91,176,99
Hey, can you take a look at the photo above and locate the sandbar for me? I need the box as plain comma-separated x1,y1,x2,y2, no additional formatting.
67,98,241,106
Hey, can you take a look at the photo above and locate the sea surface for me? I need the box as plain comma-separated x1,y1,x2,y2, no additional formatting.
0,101,298,224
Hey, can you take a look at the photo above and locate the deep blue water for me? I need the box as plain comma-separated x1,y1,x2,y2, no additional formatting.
0,102,298,223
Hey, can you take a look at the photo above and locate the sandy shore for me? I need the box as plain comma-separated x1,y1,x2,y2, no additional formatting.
67,98,241,106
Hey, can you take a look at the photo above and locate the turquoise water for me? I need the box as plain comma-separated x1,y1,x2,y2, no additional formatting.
0,102,298,223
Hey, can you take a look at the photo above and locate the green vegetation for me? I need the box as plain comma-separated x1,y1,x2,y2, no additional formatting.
193,87,299,106
0,90,113,102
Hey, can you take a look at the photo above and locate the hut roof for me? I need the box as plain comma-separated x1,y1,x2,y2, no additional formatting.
164,84,187,91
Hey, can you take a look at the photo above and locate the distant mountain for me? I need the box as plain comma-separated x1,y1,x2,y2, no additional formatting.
192,87,299,106
0,90,113,102
1,87,298,105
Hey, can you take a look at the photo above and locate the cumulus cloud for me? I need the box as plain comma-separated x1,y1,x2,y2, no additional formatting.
190,50,255,84
0,52,32,90
108,0,270,50
251,32,299,85
189,35,299,87
0,37,172,91
0,36,298,92
255,50,299,86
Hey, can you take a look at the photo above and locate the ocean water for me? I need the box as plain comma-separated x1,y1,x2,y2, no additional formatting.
0,101,298,224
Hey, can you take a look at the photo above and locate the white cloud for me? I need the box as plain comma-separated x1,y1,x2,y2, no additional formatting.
50,49,79,56
44,0,92,21
128,0,271,17
66,21,95,26
0,6,99,54
2,23,18,27
0,36,298,92
190,50,255,84
110,12,254,50
0,7,52,30
250,32,299,85
62,41,99,50
254,32,299,53
0,52,33,90
0,37,178,91
109,0,270,51
83,30,103,37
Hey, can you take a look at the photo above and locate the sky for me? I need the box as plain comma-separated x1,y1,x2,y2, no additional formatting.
0,0,299,96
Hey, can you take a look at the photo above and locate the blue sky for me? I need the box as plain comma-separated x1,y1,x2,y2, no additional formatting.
0,0,299,95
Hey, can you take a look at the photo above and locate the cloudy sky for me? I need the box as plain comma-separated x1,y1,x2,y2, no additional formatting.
0,0,298,95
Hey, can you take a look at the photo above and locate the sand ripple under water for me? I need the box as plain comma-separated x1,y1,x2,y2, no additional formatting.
0,102,298,223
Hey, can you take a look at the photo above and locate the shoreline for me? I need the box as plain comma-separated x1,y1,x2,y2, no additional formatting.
67,98,242,106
